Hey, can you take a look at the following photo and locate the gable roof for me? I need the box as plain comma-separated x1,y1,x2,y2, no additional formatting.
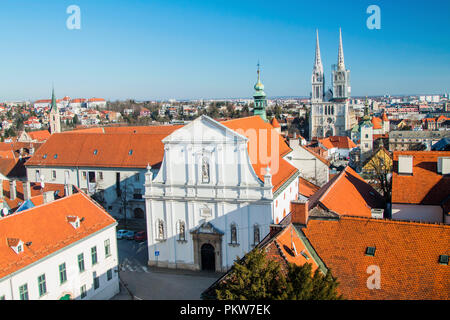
298,177,321,198
300,217,450,300
0,192,116,280
308,166,385,217
392,151,450,205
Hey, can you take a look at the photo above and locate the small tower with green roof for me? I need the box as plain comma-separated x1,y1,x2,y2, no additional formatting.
49,87,61,134
253,63,267,122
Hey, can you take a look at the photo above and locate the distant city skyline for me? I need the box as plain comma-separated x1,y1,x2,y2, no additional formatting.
0,0,449,101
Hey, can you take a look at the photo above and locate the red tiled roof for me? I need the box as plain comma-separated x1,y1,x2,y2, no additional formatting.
0,192,116,279
319,136,357,150
392,151,450,205
371,117,382,129
298,177,320,198
308,166,385,217
28,130,51,142
222,116,297,193
301,217,450,300
300,145,330,166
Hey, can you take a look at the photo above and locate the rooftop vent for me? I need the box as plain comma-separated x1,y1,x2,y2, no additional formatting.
365,247,376,256
439,255,449,265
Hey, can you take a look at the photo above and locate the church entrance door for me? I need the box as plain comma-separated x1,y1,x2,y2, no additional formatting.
201,243,215,271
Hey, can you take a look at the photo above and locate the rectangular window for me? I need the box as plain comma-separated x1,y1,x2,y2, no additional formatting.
78,253,85,273
80,285,87,299
98,172,103,180
38,274,47,297
19,284,28,300
0,295,5,300
93,273,100,290
91,246,98,265
52,170,56,180
134,173,140,182
59,263,67,284
104,239,111,258
82,171,87,180
107,269,113,281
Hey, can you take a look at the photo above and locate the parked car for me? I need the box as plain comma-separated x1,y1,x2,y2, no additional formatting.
134,231,147,242
117,229,129,240
124,230,136,240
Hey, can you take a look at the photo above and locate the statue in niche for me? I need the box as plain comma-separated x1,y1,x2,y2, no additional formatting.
179,221,186,241
202,156,210,183
158,220,164,239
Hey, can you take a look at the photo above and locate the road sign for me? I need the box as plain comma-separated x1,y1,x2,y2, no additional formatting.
155,251,160,257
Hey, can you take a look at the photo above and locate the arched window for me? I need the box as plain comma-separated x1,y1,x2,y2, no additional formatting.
230,223,238,245
253,224,260,245
177,220,186,241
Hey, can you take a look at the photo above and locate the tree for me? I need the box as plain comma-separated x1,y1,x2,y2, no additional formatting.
214,248,287,300
213,248,342,300
362,148,393,202
285,263,342,300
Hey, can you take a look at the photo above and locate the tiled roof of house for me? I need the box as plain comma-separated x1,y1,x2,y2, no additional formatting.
319,136,357,150
28,130,51,142
300,217,450,300
0,192,116,280
25,129,179,169
270,117,281,128
371,117,382,129
300,145,330,166
298,177,320,198
308,166,385,218
392,151,450,205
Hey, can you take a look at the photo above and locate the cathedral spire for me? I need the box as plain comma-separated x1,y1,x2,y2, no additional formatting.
337,28,345,71
314,29,323,73
50,86,57,112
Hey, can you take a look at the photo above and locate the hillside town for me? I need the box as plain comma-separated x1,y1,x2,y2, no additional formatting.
0,25,448,303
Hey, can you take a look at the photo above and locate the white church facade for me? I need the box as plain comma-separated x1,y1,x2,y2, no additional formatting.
144,114,300,272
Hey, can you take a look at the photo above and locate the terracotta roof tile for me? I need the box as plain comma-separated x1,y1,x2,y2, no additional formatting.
301,217,450,300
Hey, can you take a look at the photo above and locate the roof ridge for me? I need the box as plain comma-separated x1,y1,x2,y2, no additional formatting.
339,215,450,229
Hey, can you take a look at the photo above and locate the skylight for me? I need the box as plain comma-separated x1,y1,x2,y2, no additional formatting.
366,247,376,256
439,255,449,265
93,149,98,155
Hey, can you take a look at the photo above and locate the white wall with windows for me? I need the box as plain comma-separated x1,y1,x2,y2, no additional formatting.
0,225,119,300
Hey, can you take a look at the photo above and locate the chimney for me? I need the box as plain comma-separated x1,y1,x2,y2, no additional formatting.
289,137,299,149
398,155,413,175
23,181,32,201
64,184,73,196
291,200,309,225
29,144,35,155
437,157,450,175
43,191,54,204
9,180,16,200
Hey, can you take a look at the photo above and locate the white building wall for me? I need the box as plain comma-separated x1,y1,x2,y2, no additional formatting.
392,204,444,224
0,225,119,300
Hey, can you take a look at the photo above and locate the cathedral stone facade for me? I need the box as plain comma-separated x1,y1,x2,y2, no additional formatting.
309,29,351,139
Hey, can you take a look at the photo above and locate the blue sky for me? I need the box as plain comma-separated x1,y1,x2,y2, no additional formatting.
0,0,449,101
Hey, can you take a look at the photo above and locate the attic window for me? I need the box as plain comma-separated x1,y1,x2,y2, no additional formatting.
365,247,376,256
439,255,449,265
93,149,98,155
7,238,24,255
128,150,133,156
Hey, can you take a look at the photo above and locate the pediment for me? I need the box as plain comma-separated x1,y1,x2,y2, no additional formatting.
190,221,224,235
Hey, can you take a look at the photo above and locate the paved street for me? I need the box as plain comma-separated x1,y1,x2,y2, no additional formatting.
112,238,223,300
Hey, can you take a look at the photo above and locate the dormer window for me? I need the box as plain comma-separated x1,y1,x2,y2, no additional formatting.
8,238,24,254
67,216,81,229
